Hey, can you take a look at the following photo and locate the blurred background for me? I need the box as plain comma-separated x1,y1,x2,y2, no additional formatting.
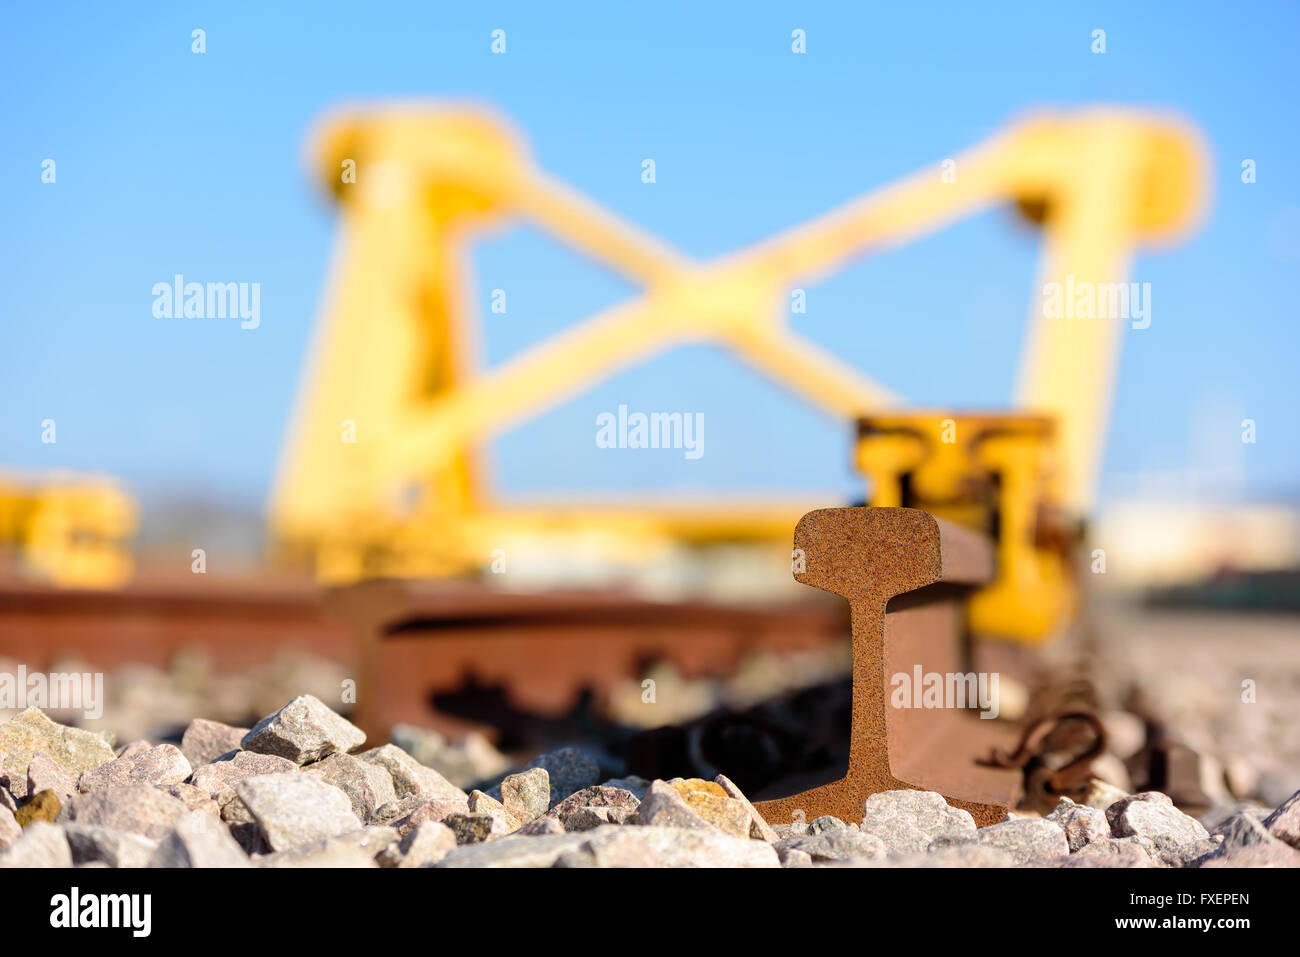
1,2,1297,813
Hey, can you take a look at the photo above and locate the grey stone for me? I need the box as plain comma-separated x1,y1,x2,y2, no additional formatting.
777,828,887,863
58,785,189,841
601,776,651,801
808,815,846,834
148,810,250,868
1162,837,1223,867
407,729,509,790
437,832,591,868
1195,842,1300,868
1049,836,1155,868
564,806,631,831
1201,801,1268,835
859,789,978,855
0,770,26,802
371,794,469,836
0,805,22,851
220,795,267,855
967,818,1068,864
467,789,521,831
1105,791,1173,832
253,839,377,868
77,743,192,792
780,847,813,868
256,826,397,868
548,785,641,826
1188,813,1295,868
241,695,365,765
0,708,115,780
715,773,778,842
351,826,402,857
303,752,397,823
1112,797,1210,865
188,750,298,799
1046,797,1110,851
26,752,75,801
628,780,710,830
1118,806,1216,868
911,845,1014,868
0,820,72,867
357,744,466,803
517,815,566,836
180,719,249,767
236,773,362,851
525,747,600,807
1215,811,1288,854
500,768,550,824
377,821,457,867
850,845,1015,868
1263,788,1300,850
444,812,507,844
282,825,401,860
390,725,509,788
161,782,221,817
555,824,779,867
389,724,447,767
63,824,158,868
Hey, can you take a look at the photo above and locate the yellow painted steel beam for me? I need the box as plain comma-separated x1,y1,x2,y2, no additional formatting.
0,473,137,587
1013,115,1205,511
270,104,1205,582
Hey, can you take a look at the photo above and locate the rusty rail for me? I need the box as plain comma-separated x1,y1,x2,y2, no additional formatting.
337,581,846,740
753,507,1023,828
1,508,1102,826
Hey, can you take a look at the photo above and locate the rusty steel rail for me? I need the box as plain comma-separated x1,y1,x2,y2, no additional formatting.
0,575,847,736
341,507,1034,825
1,508,1102,827
0,577,354,671
753,508,1024,828
336,581,847,740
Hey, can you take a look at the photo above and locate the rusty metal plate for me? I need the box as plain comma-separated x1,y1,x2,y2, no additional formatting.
340,582,846,741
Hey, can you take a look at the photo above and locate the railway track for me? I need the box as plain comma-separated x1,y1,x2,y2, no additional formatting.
0,507,1123,824
0,573,847,737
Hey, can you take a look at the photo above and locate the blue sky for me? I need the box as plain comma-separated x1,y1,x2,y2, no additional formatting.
2,1,1297,515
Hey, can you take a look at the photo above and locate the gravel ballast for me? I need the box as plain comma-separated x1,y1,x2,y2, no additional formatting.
2,702,1295,868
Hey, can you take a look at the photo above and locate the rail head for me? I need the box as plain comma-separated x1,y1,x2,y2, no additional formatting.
758,506,1017,829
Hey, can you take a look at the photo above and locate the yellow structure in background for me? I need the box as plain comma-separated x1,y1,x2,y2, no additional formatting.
270,104,1205,641
857,412,1070,643
0,474,137,588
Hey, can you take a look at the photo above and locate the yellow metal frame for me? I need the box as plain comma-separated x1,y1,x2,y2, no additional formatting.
0,474,137,588
270,105,1206,626
857,413,1068,642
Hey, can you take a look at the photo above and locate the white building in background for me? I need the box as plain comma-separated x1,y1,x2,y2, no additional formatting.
1092,501,1300,589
